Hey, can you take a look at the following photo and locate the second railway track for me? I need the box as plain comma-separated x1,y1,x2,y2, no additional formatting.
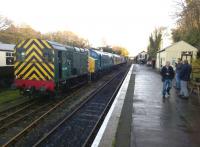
0,65,129,147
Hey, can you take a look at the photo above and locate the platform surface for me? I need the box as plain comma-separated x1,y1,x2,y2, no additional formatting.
131,65,200,147
93,64,200,147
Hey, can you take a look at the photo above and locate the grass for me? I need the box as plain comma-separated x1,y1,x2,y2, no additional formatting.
0,89,20,104
112,138,116,147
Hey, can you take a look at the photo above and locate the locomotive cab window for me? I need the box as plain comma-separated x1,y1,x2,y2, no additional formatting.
43,48,53,63
16,48,26,61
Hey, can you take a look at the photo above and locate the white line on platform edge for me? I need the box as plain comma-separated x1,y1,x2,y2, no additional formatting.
91,64,134,147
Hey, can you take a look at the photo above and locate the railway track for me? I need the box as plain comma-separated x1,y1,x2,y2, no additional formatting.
0,98,36,118
0,100,46,132
0,86,85,146
0,66,128,147
32,67,129,147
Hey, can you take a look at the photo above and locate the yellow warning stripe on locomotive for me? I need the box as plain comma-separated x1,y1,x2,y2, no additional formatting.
88,57,95,73
17,40,25,48
14,39,54,81
26,44,43,56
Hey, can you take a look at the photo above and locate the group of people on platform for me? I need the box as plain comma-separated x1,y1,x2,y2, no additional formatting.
160,59,192,99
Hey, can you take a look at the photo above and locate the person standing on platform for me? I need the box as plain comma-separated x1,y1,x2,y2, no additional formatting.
152,59,156,69
161,61,175,98
175,58,182,91
179,60,192,99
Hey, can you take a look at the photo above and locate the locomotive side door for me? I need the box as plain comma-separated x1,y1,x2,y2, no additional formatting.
62,51,71,79
58,51,62,79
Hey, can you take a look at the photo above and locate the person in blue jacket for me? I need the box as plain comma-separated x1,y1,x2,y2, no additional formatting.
179,60,192,98
161,61,175,98
175,58,182,91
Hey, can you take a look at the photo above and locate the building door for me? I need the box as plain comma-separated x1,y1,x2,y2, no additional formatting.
181,51,193,64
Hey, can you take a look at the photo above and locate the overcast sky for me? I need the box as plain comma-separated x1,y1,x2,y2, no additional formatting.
0,0,177,56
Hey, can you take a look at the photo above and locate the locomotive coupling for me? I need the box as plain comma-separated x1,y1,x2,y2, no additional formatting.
39,86,47,92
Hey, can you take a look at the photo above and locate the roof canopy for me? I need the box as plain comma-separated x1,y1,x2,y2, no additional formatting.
0,43,15,51
157,41,198,53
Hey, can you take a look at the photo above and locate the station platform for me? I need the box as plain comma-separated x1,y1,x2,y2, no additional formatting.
92,64,200,147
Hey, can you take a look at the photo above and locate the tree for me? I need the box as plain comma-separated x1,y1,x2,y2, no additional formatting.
0,24,41,44
0,15,90,47
112,46,129,56
147,27,164,59
172,0,200,50
100,46,114,53
0,20,90,48
97,46,129,56
0,15,12,31
42,31,90,48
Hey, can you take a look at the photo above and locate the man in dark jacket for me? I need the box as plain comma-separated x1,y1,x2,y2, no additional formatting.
179,60,192,98
161,61,175,98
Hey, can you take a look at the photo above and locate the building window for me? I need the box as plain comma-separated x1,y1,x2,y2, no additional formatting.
6,52,12,57
6,57,14,65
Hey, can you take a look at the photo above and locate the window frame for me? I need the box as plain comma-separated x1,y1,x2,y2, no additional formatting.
16,48,26,61
43,48,54,63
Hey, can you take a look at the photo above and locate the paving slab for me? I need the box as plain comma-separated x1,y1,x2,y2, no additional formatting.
131,65,200,147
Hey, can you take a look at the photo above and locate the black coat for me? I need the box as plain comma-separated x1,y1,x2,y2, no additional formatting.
179,64,192,81
161,66,175,80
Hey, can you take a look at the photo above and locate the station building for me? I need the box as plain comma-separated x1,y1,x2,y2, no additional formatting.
156,41,198,69
0,43,15,67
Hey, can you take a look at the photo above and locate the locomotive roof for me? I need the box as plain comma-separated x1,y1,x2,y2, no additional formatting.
103,52,113,57
113,54,121,57
47,40,66,51
89,49,102,55
48,40,88,53
90,48,120,57
0,43,15,51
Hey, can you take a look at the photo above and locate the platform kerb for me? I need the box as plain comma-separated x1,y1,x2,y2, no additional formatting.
92,64,134,147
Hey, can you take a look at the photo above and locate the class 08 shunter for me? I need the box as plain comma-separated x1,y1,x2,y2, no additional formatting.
14,39,126,95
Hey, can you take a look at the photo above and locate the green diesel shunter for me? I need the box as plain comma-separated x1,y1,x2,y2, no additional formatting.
14,39,88,94
51,41,89,90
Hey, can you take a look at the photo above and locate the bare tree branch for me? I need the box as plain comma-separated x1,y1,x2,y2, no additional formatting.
0,15,12,30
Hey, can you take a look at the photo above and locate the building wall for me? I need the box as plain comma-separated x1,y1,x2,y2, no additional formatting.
0,51,14,67
156,51,166,68
156,41,198,69
0,51,6,66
